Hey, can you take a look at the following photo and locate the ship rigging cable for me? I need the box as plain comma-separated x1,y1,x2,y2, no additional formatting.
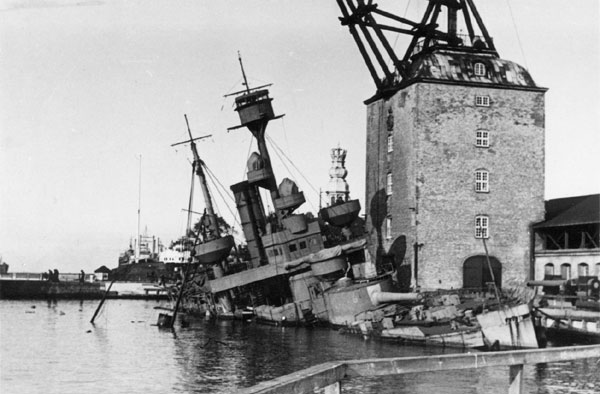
265,134,320,210
242,135,255,181
221,77,244,112
505,0,529,70
265,135,295,181
265,135,318,212
202,162,242,230
390,0,413,66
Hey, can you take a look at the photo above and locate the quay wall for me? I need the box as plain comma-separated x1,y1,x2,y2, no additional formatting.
0,280,105,299
0,279,168,300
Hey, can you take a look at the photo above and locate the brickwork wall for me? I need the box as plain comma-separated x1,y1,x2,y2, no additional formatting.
365,82,546,290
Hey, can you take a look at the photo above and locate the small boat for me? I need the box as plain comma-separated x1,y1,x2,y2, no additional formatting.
338,289,539,350
378,325,485,348
476,303,539,349
528,277,600,344
536,306,600,344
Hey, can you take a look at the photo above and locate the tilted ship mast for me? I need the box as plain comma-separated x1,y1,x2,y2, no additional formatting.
172,115,234,268
227,53,318,269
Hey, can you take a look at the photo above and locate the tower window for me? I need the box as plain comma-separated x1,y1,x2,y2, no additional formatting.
475,170,489,193
544,263,554,277
475,95,490,107
387,132,393,153
386,172,393,195
475,130,489,147
560,263,571,280
385,217,392,240
474,62,486,76
475,215,489,239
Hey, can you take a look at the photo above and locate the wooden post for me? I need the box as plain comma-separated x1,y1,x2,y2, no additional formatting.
508,364,524,394
170,263,193,328
90,278,116,324
482,238,501,305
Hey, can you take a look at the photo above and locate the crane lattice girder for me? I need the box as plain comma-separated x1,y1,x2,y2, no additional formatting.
337,0,498,93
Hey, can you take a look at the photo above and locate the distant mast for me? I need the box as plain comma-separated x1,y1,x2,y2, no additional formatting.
135,154,142,264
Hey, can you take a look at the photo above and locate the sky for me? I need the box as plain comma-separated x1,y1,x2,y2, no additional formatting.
1,0,598,274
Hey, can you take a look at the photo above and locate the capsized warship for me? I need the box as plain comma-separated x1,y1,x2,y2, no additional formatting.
171,53,415,327
167,53,539,350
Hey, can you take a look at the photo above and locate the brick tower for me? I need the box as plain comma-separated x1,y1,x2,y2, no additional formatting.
337,0,546,290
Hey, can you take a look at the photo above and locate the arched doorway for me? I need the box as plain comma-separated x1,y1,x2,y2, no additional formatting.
463,255,502,290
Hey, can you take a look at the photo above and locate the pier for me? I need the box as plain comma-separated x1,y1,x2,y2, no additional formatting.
237,345,600,394
0,275,169,300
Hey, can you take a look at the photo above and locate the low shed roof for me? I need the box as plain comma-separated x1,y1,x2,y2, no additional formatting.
533,194,599,229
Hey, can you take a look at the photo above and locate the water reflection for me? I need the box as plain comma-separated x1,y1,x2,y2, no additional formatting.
0,300,597,394
531,360,599,394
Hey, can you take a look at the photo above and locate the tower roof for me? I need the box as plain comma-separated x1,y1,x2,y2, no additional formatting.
406,49,540,90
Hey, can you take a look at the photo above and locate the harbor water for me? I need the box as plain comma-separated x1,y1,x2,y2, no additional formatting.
0,299,597,394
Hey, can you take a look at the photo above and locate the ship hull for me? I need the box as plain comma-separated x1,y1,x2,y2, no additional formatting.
343,323,485,349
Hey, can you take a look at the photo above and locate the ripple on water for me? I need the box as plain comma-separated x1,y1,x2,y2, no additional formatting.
1,300,597,394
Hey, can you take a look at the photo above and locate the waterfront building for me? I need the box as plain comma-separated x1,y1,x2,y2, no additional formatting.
366,50,547,291
532,194,600,280
94,265,111,281
338,2,547,290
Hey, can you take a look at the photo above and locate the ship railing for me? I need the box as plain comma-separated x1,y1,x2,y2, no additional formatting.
236,344,600,394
